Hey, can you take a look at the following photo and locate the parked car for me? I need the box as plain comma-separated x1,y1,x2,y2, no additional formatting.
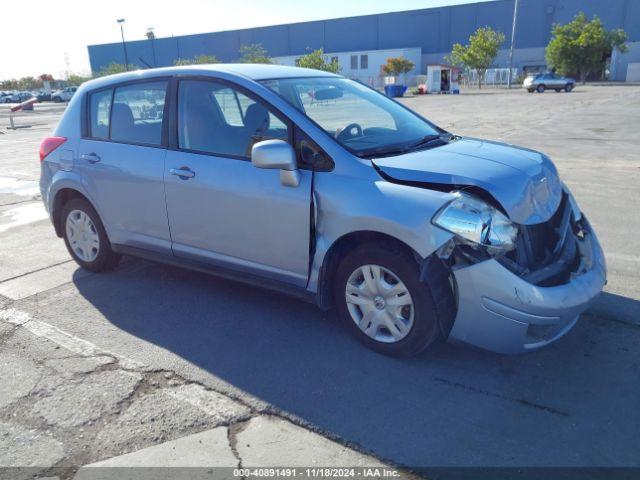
37,91,52,102
523,73,575,93
51,86,78,102
1,91,19,103
39,65,606,356
7,91,35,103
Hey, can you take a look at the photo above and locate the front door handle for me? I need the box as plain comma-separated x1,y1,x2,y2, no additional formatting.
81,153,101,164
170,167,195,179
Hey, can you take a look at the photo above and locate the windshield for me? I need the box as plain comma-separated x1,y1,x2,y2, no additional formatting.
260,77,445,157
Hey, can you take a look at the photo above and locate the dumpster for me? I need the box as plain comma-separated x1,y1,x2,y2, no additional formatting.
384,84,408,97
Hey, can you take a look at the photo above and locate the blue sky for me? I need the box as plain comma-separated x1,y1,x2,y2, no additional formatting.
1,0,491,79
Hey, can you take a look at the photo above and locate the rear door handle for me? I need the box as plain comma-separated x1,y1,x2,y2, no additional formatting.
81,153,101,164
170,167,195,179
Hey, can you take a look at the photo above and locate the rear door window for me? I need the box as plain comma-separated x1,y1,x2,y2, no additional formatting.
110,81,167,145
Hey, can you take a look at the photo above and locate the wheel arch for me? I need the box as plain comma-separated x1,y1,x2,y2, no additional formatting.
315,230,423,310
51,187,99,237
315,229,458,338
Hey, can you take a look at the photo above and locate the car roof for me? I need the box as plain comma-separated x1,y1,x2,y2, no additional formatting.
81,64,340,91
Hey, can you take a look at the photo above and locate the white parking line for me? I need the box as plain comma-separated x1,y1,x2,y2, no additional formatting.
0,202,49,232
0,308,145,369
0,176,40,196
604,252,640,264
165,383,250,419
0,307,251,422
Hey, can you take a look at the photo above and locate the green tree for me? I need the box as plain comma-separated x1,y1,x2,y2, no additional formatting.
237,43,272,64
381,57,415,84
174,54,220,66
295,48,341,73
95,62,135,77
546,12,627,84
66,74,92,86
0,79,18,90
448,27,505,88
17,77,38,90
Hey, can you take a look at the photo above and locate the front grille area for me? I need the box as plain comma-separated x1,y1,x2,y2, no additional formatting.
499,193,581,286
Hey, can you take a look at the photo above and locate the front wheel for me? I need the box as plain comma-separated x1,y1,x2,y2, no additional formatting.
61,197,121,272
536,84,545,93
333,244,441,356
565,83,574,92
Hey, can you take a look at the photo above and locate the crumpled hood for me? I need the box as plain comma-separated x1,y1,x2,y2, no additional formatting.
372,137,562,225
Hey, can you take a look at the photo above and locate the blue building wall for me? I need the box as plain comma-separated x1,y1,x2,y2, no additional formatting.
88,0,640,75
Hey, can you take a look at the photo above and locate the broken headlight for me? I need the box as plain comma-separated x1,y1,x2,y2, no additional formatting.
432,192,518,252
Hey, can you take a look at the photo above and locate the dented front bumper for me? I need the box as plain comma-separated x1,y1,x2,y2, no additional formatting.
447,220,606,354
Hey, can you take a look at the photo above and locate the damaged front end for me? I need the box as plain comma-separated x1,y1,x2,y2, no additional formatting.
431,187,607,354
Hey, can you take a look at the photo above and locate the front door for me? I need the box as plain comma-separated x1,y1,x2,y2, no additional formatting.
78,80,171,253
164,79,311,286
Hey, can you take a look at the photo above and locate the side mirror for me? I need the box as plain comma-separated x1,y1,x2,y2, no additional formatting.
251,139,300,187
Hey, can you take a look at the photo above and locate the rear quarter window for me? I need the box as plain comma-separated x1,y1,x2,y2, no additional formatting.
89,89,112,140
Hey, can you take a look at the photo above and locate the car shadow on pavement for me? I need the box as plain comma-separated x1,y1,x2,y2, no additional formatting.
72,258,640,469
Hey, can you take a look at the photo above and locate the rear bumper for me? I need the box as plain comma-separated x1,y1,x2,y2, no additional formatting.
447,221,606,354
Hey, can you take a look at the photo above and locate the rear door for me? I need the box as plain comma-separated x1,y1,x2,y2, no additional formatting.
163,78,312,286
78,80,171,253
544,74,561,88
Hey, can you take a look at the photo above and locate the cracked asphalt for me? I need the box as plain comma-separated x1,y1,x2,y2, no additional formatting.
0,87,639,479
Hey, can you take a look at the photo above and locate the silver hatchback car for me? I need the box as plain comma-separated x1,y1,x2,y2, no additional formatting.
39,65,606,356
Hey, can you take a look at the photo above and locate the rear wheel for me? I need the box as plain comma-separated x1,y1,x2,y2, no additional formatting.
61,197,120,272
565,83,574,92
333,244,441,356
536,84,545,93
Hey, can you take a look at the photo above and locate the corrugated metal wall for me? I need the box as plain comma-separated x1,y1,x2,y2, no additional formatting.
88,0,640,75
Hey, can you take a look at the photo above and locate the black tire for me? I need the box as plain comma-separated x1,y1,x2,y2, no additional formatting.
61,197,121,272
565,83,573,92
333,243,441,356
53,96,62,103
536,84,545,93
527,89,535,93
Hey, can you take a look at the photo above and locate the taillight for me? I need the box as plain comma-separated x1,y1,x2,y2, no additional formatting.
39,136,67,162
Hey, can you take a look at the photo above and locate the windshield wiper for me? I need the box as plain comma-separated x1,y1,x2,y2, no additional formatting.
356,146,407,159
402,134,445,152
356,134,449,159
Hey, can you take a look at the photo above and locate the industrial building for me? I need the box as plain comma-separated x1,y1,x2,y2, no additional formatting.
87,0,640,83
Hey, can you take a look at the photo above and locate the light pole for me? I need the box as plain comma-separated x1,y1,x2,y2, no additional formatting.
117,18,129,71
146,27,157,67
507,0,520,89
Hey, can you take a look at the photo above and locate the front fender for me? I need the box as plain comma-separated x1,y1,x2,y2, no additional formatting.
308,172,454,295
